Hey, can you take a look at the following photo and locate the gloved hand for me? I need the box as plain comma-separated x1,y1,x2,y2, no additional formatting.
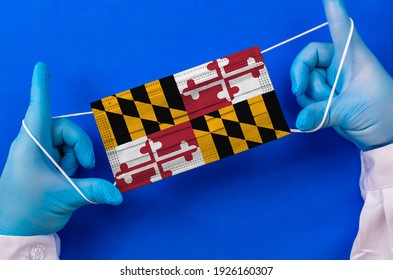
0,62,123,236
290,0,393,151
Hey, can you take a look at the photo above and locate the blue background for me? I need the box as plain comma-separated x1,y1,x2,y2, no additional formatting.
0,0,392,260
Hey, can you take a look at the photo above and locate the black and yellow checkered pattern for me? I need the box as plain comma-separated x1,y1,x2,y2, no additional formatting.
91,75,189,150
190,92,290,163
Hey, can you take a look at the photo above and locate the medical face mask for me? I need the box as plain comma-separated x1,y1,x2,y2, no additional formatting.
91,46,290,192
23,19,354,199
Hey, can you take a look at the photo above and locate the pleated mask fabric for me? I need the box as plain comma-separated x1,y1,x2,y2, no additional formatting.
91,46,290,192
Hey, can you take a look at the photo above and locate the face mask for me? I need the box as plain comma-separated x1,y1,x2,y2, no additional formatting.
91,46,290,192
24,20,353,200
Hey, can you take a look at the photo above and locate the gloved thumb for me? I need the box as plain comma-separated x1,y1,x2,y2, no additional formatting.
72,178,123,207
24,62,52,148
295,98,345,131
322,0,352,51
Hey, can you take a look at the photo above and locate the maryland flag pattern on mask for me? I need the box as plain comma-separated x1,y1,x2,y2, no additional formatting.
91,46,290,192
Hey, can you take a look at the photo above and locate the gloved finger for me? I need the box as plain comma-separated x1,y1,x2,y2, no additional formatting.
51,118,95,169
296,83,339,109
24,62,52,149
296,92,316,108
306,68,332,101
72,178,123,207
322,0,352,50
58,145,79,176
295,96,346,131
290,42,334,96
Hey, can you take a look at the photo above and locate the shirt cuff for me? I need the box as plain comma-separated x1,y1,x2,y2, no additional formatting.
360,143,393,192
0,234,60,260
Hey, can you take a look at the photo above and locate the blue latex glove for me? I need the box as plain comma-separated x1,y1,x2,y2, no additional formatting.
0,62,123,236
290,0,393,151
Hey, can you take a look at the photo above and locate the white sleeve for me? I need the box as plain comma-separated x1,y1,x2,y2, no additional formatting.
0,233,60,260
351,143,393,259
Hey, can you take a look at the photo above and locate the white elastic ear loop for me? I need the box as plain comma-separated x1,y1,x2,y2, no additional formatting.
289,18,355,133
261,22,329,54
52,111,93,119
22,119,96,205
